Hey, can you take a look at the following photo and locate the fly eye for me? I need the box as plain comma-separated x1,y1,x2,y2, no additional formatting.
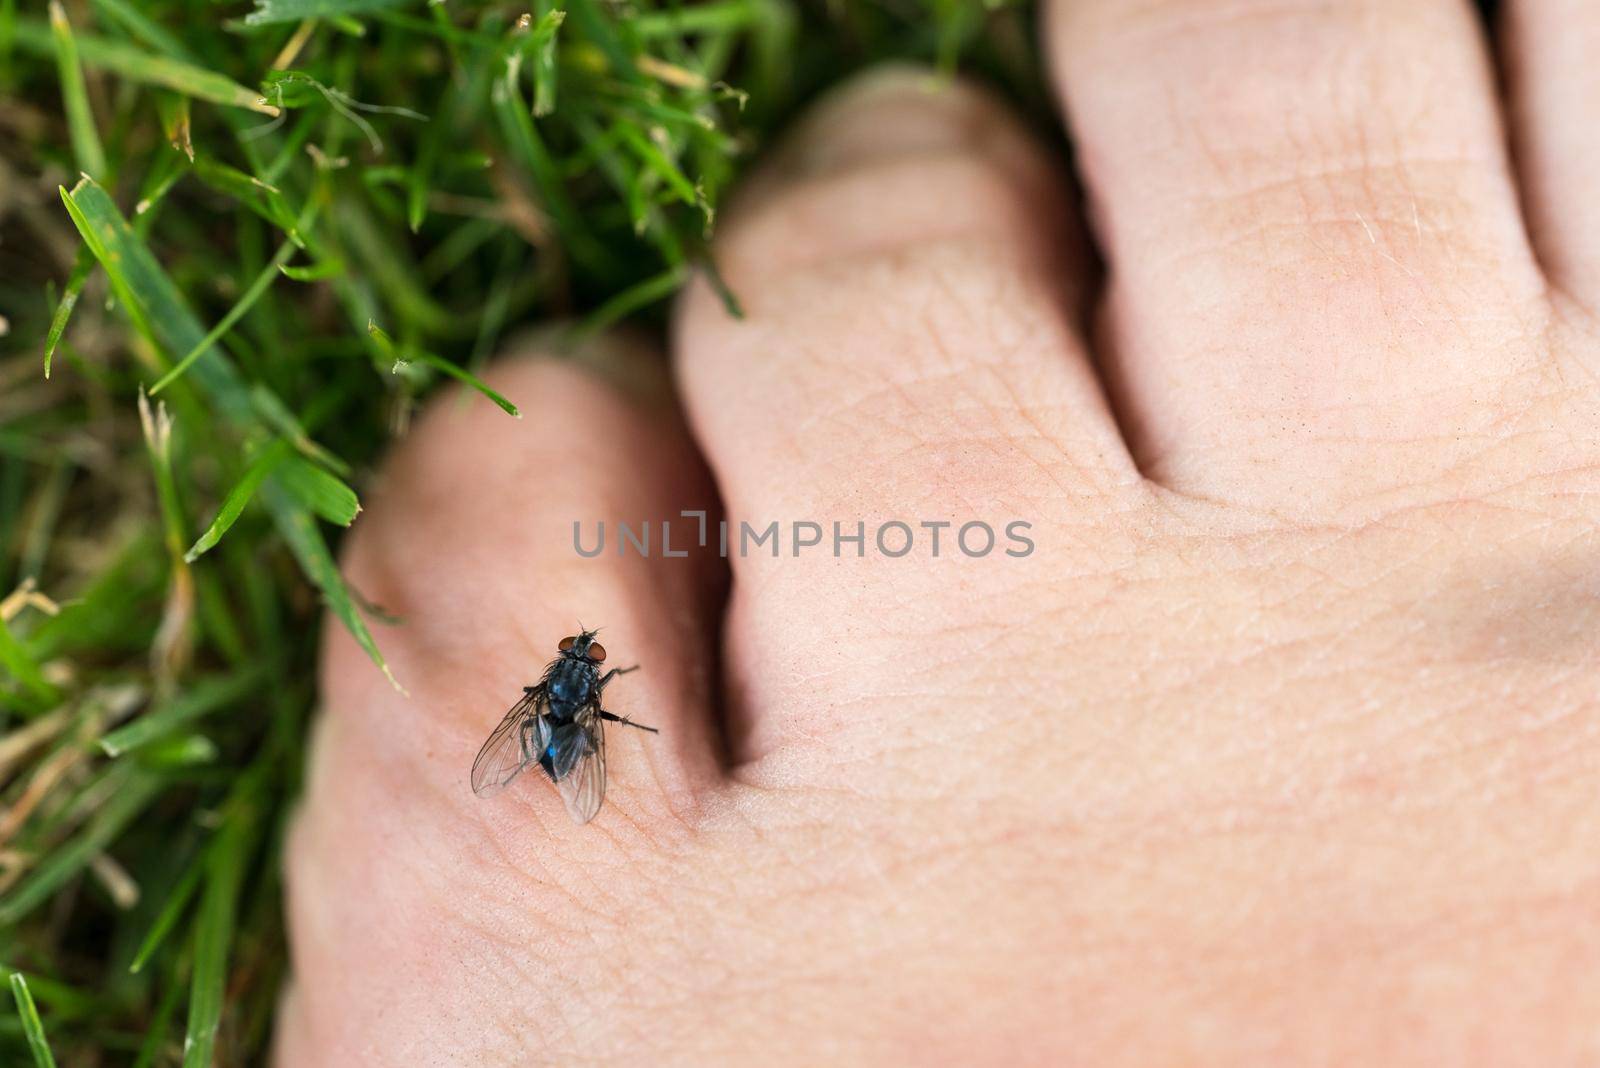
558,635,576,651
588,641,607,663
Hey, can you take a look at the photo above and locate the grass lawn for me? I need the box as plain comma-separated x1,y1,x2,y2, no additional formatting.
0,0,1040,1062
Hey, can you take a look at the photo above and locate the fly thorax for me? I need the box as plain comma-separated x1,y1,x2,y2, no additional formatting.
546,662,591,714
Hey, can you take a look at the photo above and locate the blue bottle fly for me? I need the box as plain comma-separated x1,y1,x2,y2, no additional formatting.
470,630,655,824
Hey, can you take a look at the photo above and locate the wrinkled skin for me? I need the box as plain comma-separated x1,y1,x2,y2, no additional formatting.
278,3,1600,1064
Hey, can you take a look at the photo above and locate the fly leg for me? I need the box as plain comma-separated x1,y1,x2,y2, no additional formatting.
598,709,658,733
595,666,650,731
597,665,639,689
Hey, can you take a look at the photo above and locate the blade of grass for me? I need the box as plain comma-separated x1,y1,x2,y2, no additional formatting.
89,0,190,59
570,262,687,341
248,387,351,477
368,321,520,417
563,0,645,87
699,252,745,319
139,391,185,561
182,791,256,1068
614,121,698,207
331,202,452,333
149,235,301,394
277,455,360,526
100,668,264,756
130,962,184,1068
278,257,343,281
184,442,289,562
525,6,563,117
13,17,278,113
48,0,105,179
190,156,304,245
632,0,762,36
137,732,218,766
133,145,187,221
124,844,206,972
262,477,402,692
243,0,415,27
0,0,13,81
138,389,196,684
8,973,58,1068
127,849,203,973
4,972,104,1020
157,92,193,160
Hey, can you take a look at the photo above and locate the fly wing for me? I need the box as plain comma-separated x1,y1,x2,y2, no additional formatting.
470,686,544,797
555,711,606,825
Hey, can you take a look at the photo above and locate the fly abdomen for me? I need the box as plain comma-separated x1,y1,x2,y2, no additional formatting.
538,722,591,781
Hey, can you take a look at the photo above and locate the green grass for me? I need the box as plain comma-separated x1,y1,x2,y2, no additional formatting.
0,0,1041,1062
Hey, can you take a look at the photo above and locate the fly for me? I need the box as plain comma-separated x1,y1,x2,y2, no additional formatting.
470,629,656,824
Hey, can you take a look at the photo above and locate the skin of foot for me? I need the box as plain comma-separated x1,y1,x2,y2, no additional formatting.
277,4,1600,1064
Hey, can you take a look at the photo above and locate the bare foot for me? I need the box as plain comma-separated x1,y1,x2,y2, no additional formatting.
279,5,1600,1063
